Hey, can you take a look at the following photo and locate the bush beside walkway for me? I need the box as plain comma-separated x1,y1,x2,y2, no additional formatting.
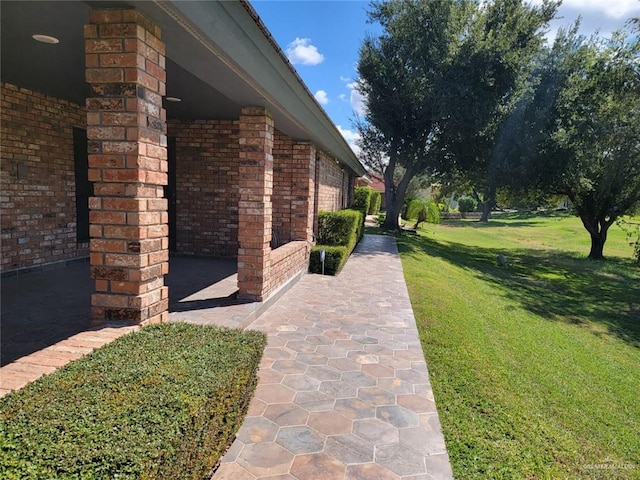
0,323,265,479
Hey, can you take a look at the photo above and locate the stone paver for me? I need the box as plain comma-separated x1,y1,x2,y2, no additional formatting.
213,234,453,479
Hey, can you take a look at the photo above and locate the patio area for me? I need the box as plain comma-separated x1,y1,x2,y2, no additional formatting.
1,256,244,366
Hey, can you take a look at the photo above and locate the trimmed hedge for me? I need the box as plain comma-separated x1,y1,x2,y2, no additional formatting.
0,323,266,480
316,209,363,248
309,245,349,275
458,195,477,213
311,209,364,275
369,190,382,215
352,186,373,215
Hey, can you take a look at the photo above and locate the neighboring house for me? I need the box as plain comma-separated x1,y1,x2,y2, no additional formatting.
357,172,386,211
0,1,365,326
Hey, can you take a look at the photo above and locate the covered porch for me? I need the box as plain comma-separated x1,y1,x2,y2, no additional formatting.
1,0,365,340
1,255,292,366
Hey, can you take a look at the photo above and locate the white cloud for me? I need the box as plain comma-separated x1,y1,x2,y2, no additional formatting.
340,77,368,115
337,125,361,155
551,0,638,19
347,81,367,116
286,37,325,66
530,0,640,44
314,90,329,105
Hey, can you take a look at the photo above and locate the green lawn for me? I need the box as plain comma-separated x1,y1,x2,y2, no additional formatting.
395,212,640,479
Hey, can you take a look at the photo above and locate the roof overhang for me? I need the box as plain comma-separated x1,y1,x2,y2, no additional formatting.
0,0,365,176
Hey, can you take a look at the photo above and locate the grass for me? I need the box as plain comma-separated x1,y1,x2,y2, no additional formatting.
392,212,640,479
0,323,266,479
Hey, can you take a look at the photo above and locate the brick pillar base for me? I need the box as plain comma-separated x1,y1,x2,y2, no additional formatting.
237,107,274,301
85,9,168,325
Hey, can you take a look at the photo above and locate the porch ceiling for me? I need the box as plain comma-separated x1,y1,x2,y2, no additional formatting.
0,0,365,176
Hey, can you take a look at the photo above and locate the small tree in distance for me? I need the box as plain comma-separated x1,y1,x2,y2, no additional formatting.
407,198,440,229
457,196,477,213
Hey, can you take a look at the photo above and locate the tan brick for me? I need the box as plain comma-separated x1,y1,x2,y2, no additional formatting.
85,38,123,53
89,211,127,225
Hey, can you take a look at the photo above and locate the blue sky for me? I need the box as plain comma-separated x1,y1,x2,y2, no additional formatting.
251,0,640,153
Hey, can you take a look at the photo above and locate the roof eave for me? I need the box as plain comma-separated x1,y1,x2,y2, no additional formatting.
160,0,365,176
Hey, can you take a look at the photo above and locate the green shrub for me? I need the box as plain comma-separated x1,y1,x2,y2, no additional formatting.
348,208,365,243
312,209,364,275
352,186,373,214
457,195,477,213
368,190,382,215
0,323,266,480
317,209,363,248
407,198,440,228
309,245,349,275
438,202,451,213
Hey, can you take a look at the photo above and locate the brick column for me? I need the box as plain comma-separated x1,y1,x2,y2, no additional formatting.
238,107,274,301
291,142,316,243
85,9,168,325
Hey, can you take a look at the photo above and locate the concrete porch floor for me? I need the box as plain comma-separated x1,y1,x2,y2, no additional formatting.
0,255,242,366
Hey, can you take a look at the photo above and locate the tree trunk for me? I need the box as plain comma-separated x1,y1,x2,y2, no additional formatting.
384,197,404,230
588,232,606,260
480,200,493,222
472,188,494,223
578,213,614,260
381,153,416,231
383,156,399,230
383,178,413,230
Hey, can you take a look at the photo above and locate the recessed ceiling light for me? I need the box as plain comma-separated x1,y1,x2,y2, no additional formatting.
32,34,59,44
165,96,182,102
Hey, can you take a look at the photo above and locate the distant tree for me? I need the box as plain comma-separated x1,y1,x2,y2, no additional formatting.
616,219,640,266
356,0,558,229
435,0,557,221
495,186,560,211
508,25,640,259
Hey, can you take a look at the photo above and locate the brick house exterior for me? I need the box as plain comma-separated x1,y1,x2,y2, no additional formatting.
1,1,365,325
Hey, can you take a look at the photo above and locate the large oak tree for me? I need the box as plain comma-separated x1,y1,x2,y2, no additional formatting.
507,25,640,259
356,0,558,229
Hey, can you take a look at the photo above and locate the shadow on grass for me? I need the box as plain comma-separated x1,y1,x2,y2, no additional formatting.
440,219,539,228
398,233,640,348
441,211,575,228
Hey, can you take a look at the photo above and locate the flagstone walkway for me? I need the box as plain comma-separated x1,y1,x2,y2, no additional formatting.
211,234,453,480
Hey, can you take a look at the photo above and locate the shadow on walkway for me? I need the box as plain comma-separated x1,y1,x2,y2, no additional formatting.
1,256,239,365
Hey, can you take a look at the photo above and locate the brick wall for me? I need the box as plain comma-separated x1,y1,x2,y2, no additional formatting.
1,82,87,273
272,130,293,245
317,151,347,212
237,107,274,301
291,142,316,242
270,240,310,292
168,120,239,257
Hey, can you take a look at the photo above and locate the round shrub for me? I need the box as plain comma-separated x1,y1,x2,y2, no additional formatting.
457,195,477,213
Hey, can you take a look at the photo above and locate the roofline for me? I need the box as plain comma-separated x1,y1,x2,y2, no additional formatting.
151,0,365,176
237,0,366,176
